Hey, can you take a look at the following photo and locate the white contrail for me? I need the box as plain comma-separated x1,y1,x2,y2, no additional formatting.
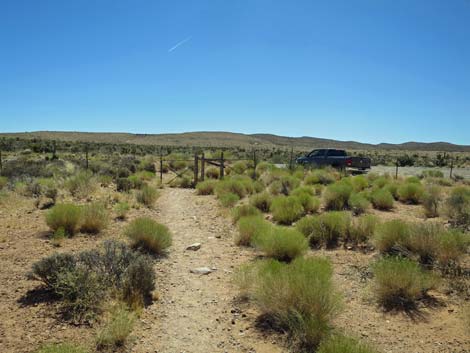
168,36,192,52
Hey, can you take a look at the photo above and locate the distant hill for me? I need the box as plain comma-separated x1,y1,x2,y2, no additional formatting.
1,131,469,152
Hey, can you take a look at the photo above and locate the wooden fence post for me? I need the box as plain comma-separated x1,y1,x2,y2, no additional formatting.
85,145,89,170
200,153,205,181
220,152,225,179
450,158,454,179
289,146,294,170
160,154,163,184
395,160,399,179
0,149,2,175
253,150,257,180
194,154,199,187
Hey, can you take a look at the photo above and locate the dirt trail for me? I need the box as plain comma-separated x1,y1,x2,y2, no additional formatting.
131,188,283,353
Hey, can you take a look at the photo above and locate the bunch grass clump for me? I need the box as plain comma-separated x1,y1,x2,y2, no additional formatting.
446,186,470,228
235,257,342,349
348,214,379,246
372,257,437,310
219,192,240,207
317,335,378,353
249,191,272,212
66,171,96,198
231,204,261,223
308,211,351,248
374,220,410,255
114,201,130,220
125,217,172,255
348,192,371,215
196,180,217,195
35,343,89,353
96,303,136,350
136,185,159,207
80,202,109,234
270,195,304,225
370,188,394,210
236,215,272,246
397,182,424,204
292,187,320,213
46,204,82,237
323,182,353,211
422,184,442,218
252,226,308,261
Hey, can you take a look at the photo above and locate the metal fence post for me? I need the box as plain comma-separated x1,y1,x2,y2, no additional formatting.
200,153,205,181
253,150,257,180
220,152,224,179
395,160,399,179
194,154,199,187
450,158,454,179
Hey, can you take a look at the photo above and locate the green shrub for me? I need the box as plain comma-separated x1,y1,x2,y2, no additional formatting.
268,180,282,195
136,185,159,207
323,182,353,211
406,176,421,184
256,161,273,175
114,202,130,220
292,187,320,213
219,192,240,207
196,180,217,195
205,167,220,179
422,184,442,218
231,161,248,174
35,343,89,353
253,180,265,193
309,211,351,248
278,175,301,195
215,177,252,199
374,220,410,254
127,175,144,189
420,169,444,179
270,195,304,225
350,175,369,192
372,176,390,189
348,214,379,246
295,216,316,238
235,257,341,349
372,257,437,310
125,217,172,255
66,171,96,198
96,304,136,350
80,203,108,234
249,191,272,212
370,189,394,210
231,204,261,223
252,226,308,261
436,229,469,267
406,223,441,265
305,169,336,185
169,175,192,188
317,335,378,353
46,204,82,236
236,216,272,246
348,193,370,215
446,186,470,228
384,182,400,200
116,177,132,192
397,182,424,204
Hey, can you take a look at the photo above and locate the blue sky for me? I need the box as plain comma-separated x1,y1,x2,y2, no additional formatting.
1,0,469,144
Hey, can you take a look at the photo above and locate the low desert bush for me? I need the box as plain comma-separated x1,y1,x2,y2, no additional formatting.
317,335,378,353
348,193,371,215
219,192,240,207
370,189,394,210
422,184,442,218
446,186,470,228
384,181,400,200
249,191,272,212
66,171,96,198
292,187,320,213
196,180,217,195
397,182,424,204
215,177,253,199
205,167,220,179
372,176,390,189
374,220,410,255
270,195,304,225
348,214,379,246
35,343,89,353
323,182,353,211
278,175,301,195
235,257,342,349
46,204,82,236
169,175,192,188
236,215,272,246
308,211,351,248
372,257,437,310
231,204,261,223
350,175,369,192
305,169,336,185
136,185,158,207
80,203,109,234
96,304,136,350
252,226,308,261
116,177,132,192
114,202,130,220
436,229,469,267
231,161,248,174
268,180,282,195
125,217,172,255
420,169,444,179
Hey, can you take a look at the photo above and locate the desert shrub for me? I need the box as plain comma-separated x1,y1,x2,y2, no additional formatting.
32,253,77,288
236,216,272,246
35,343,89,353
446,186,470,228
231,161,248,174
370,189,394,210
317,335,378,353
114,202,130,220
422,184,442,218
348,214,379,246
46,204,82,236
278,175,301,195
205,166,220,179
292,187,320,213
169,175,192,188
66,171,96,198
420,169,444,179
136,185,158,207
305,169,336,185
235,257,341,349
125,217,172,255
406,176,421,184
80,203,109,234
127,175,144,189
196,180,217,195
436,229,469,267
384,181,400,200
116,177,132,192
374,220,410,255
256,161,273,174
252,226,308,261
231,204,261,223
309,211,351,248
215,177,252,199
406,223,441,265
372,176,390,189
219,192,240,207
372,257,437,310
253,180,265,193
270,195,304,225
134,170,155,181
397,182,424,204
268,180,282,195
323,182,352,211
350,175,369,192
38,178,58,200
348,193,370,215
96,304,136,350
249,191,272,212
295,216,316,238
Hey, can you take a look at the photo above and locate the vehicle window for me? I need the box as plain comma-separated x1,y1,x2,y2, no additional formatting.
327,150,346,157
308,149,326,157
